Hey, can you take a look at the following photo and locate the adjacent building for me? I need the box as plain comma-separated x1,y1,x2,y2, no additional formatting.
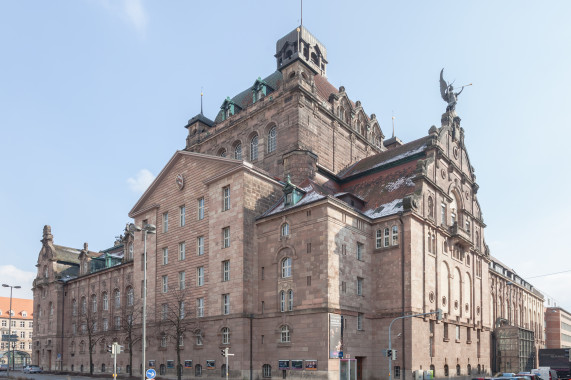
0,297,33,367
32,24,546,380
545,307,571,349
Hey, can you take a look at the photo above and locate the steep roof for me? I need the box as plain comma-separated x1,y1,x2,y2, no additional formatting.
52,244,81,264
0,297,33,320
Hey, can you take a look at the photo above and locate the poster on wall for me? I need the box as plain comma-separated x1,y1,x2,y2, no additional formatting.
206,360,215,369
278,360,290,370
305,360,317,370
329,313,343,358
167,360,174,368
184,360,192,368
148,360,155,368
291,360,303,370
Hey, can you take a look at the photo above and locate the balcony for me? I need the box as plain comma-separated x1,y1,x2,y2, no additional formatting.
449,222,473,248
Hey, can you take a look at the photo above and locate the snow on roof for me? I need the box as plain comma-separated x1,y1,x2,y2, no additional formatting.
370,144,427,171
385,176,415,192
363,198,404,219
265,184,326,216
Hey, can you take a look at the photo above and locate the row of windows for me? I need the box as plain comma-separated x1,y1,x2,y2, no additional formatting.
0,342,31,350
158,197,206,234
375,226,399,248
160,261,230,292
217,126,277,161
71,289,134,316
0,320,32,328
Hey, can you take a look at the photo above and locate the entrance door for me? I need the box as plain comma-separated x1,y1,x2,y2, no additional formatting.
356,357,364,380
47,350,52,370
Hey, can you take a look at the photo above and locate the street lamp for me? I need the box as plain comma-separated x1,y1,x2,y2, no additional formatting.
2,283,21,376
128,223,156,380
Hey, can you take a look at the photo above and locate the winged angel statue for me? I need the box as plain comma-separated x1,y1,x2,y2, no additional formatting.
440,68,464,112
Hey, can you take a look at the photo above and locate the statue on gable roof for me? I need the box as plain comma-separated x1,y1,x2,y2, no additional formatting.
440,68,469,112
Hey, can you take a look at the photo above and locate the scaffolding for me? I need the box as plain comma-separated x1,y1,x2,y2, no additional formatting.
495,325,535,374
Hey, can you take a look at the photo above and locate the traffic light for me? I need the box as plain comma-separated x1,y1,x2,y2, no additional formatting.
436,309,443,321
106,345,113,354
391,350,397,360
387,349,392,358
221,349,226,357
116,344,124,354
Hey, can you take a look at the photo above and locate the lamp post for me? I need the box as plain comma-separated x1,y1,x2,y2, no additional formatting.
129,223,156,380
2,283,21,376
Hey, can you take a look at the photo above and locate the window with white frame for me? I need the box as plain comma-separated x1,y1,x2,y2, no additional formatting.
163,212,168,232
222,294,230,315
161,334,167,347
267,126,276,153
179,242,186,260
162,275,168,293
223,186,230,211
179,271,186,290
102,292,108,310
114,290,121,308
128,242,133,260
281,257,292,278
392,225,399,245
280,325,290,343
384,228,390,247
223,227,230,248
162,247,168,265
357,243,364,260
103,318,108,331
197,236,204,255
179,301,185,319
280,291,286,312
91,296,97,313
161,303,168,320
180,205,185,226
263,364,271,378
358,313,364,330
81,297,86,314
197,267,204,286
376,229,382,248
127,287,134,306
281,222,289,237
287,289,293,311
441,203,446,225
195,330,203,345
234,143,242,160
222,260,230,282
222,327,230,344
114,316,121,330
197,298,204,317
198,198,205,220
357,277,364,296
250,135,259,161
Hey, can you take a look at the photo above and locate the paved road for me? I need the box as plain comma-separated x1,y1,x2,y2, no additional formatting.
0,372,122,380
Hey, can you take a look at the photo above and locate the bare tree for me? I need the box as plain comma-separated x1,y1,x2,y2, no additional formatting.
119,295,145,376
77,295,104,375
158,289,197,380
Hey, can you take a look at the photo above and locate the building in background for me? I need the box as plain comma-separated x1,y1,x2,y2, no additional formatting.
545,307,571,349
32,24,547,380
0,297,33,367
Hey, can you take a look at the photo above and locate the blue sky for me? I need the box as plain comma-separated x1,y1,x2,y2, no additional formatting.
1,1,570,309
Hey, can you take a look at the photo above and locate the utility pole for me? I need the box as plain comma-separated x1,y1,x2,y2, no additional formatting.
221,347,234,380
387,309,442,380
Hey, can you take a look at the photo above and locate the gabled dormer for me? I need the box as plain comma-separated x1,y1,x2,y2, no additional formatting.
252,77,274,104
282,175,306,207
221,97,243,121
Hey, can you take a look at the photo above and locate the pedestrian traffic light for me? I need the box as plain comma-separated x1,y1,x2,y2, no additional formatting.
387,349,392,358
391,350,397,360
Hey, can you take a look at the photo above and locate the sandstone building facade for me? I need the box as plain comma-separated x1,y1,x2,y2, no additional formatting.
32,25,544,380
0,297,33,367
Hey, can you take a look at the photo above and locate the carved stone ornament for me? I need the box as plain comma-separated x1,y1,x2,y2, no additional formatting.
176,174,184,190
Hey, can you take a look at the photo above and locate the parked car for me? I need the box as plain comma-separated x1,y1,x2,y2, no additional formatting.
532,368,559,380
23,365,42,373
0,364,8,371
516,373,541,380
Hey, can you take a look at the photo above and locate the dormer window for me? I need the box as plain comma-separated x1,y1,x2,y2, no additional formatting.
282,175,305,207
221,97,241,121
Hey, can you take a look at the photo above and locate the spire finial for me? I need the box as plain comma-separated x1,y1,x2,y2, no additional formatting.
300,0,303,27
201,87,204,115
392,112,396,138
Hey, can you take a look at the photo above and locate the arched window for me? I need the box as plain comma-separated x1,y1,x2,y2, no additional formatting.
456,364,461,376
392,225,399,245
195,330,203,346
250,135,259,161
91,295,97,312
218,148,227,157
267,126,277,153
44,265,48,278
234,143,242,160
102,364,106,373
428,196,434,218
430,365,435,377
281,257,292,278
81,297,87,315
281,223,289,237
114,289,121,308
127,287,134,306
262,364,272,378
222,327,230,344
444,364,449,377
72,299,77,316
280,325,290,343
103,292,108,311
280,291,286,312
195,364,202,377
467,364,472,375
287,290,293,311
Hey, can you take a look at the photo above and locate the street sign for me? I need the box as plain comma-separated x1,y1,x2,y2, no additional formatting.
1,335,18,342
146,368,156,379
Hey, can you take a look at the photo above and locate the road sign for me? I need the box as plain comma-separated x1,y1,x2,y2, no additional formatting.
146,368,156,379
1,335,18,342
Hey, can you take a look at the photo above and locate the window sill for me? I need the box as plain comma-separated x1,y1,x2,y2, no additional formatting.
455,339,461,343
466,340,472,344
278,342,292,348
374,244,400,252
443,338,450,342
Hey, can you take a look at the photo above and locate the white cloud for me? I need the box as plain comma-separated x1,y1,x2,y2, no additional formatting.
0,265,35,299
97,0,148,35
127,169,155,193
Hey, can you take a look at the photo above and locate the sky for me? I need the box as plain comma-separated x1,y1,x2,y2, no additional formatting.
1,1,570,309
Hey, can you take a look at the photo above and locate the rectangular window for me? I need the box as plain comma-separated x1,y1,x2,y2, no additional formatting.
395,366,401,379
357,313,364,330
441,203,446,225
307,242,311,253
455,325,461,340
467,326,472,342
357,243,364,261
163,212,168,233
261,267,265,280
384,228,390,247
161,304,168,320
429,320,435,357
376,229,382,248
179,271,186,290
197,267,204,286
197,297,204,317
357,277,364,296
162,275,168,293
342,281,346,293
222,294,230,315
198,197,205,220
307,276,311,286
179,242,186,261
392,225,399,245
222,260,230,282
223,186,230,211
444,323,449,340
223,227,230,248
197,236,204,255
341,244,346,255
162,247,168,265
180,205,186,226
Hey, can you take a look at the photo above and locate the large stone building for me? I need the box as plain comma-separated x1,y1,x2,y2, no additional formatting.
545,307,571,349
0,297,33,367
32,25,545,380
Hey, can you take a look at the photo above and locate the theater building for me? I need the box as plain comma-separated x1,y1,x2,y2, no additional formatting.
32,24,542,380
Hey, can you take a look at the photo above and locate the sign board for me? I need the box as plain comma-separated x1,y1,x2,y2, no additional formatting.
1,335,18,342
146,368,156,379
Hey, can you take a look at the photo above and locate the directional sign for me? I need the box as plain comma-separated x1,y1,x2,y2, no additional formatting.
1,335,18,342
146,368,156,379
